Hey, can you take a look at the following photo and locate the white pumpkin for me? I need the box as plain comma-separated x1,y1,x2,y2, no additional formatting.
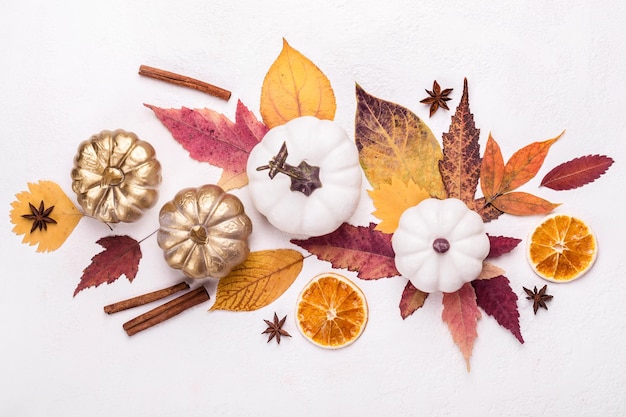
246,116,362,238
392,198,490,293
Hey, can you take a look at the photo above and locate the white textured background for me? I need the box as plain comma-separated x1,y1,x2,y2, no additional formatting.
2,1,625,416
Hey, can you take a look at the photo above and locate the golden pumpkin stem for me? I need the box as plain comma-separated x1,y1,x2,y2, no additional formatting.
256,142,322,196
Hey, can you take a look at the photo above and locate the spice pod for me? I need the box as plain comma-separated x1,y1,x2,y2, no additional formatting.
157,184,252,279
71,129,162,223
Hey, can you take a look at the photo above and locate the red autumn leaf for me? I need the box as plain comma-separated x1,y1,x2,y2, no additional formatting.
439,78,482,204
540,154,614,191
291,222,400,280
480,133,505,200
472,275,524,344
486,235,522,258
145,100,268,190
74,235,142,296
490,191,560,215
441,283,481,371
500,131,564,193
399,281,429,319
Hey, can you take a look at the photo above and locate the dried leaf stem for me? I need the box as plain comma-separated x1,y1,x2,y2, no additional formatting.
139,65,231,100
104,281,190,314
123,286,210,336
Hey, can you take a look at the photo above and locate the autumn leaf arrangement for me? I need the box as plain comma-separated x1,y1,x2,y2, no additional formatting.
10,39,614,368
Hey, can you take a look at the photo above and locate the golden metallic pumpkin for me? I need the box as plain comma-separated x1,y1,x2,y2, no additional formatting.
71,129,162,223
157,184,252,279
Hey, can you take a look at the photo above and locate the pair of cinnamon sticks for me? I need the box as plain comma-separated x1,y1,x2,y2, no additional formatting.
104,281,210,336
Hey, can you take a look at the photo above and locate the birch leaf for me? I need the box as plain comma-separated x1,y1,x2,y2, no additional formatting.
210,249,303,311
291,223,399,280
441,283,481,371
260,38,336,128
10,180,83,252
439,78,481,203
355,84,446,198
368,175,429,233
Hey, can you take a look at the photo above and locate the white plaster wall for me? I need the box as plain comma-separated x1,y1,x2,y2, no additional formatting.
1,1,625,416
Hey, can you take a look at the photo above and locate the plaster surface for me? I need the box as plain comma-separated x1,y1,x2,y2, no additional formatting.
1,1,625,416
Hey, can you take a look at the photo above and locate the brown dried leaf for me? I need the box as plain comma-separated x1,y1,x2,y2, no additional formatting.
439,78,481,203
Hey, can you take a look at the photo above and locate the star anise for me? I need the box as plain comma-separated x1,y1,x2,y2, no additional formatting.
420,80,453,117
523,285,553,314
21,200,57,233
262,312,291,344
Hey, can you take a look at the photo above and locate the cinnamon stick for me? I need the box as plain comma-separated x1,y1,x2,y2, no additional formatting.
104,281,190,314
123,286,210,336
138,65,231,100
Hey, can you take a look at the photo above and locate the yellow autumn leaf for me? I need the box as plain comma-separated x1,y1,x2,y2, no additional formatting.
10,180,83,252
260,38,336,128
355,85,446,198
369,176,429,233
210,249,304,311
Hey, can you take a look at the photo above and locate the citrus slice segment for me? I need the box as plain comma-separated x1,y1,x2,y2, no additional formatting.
295,272,368,349
527,214,597,282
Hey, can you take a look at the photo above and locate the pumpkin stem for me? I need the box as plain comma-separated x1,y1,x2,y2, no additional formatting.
256,142,322,196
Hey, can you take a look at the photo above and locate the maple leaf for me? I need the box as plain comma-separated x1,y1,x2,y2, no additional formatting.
291,223,400,280
480,133,505,199
540,154,614,191
146,100,268,191
441,283,481,371
439,78,481,204
260,38,336,128
368,176,429,233
467,198,503,223
210,250,303,311
399,281,428,319
355,84,446,199
486,235,522,258
74,235,142,296
472,275,524,344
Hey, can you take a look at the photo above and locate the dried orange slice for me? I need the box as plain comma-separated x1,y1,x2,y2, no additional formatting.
527,214,597,282
295,272,368,349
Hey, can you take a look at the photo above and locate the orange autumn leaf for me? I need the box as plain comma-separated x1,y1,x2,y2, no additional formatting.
260,39,336,128
368,176,429,233
490,191,560,215
500,131,564,193
480,133,505,200
10,180,83,252
442,283,481,371
210,249,304,311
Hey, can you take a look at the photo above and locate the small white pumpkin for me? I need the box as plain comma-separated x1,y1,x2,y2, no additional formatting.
392,198,490,293
246,116,362,238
